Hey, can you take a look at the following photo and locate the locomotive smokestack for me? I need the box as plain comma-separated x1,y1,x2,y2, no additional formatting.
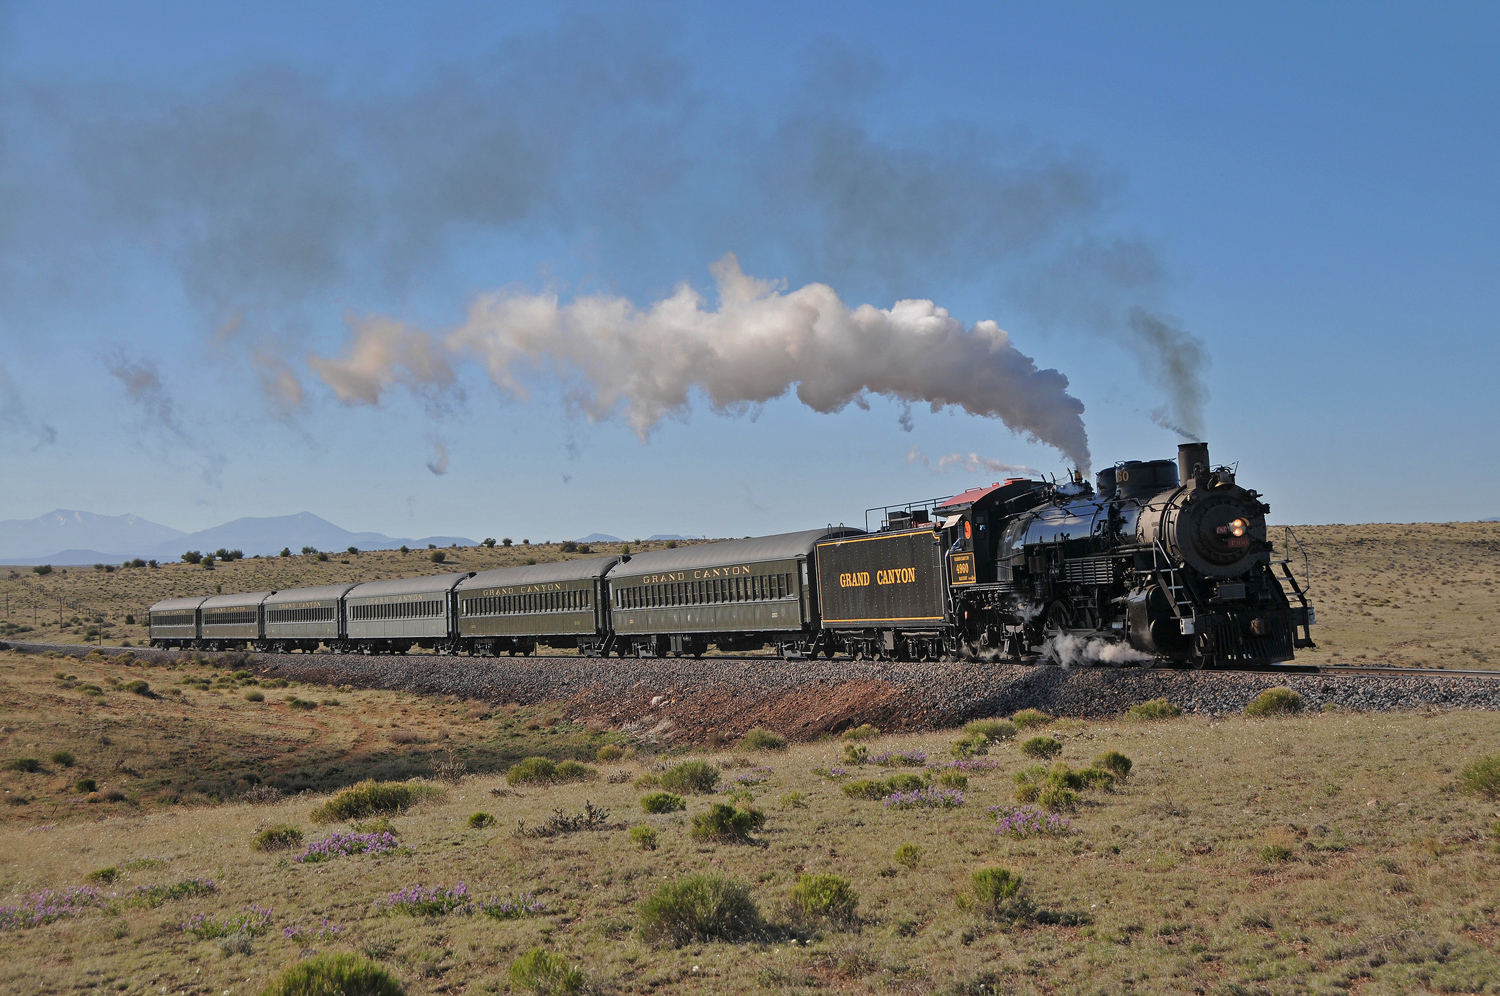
1178,441,1210,482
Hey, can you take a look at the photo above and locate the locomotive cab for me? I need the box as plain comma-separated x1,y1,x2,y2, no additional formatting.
943,441,1315,667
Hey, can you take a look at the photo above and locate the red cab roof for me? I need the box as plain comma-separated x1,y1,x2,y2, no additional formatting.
937,478,1033,509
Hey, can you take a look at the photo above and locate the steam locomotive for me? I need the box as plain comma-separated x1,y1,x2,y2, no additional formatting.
150,441,1313,667
820,441,1314,667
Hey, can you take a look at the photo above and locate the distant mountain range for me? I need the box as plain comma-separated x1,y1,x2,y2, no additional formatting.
576,533,696,544
0,509,474,565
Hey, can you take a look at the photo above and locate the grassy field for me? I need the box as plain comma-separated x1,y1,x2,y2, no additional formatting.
1284,522,1500,670
2,522,1497,668
0,540,681,649
2,648,1499,995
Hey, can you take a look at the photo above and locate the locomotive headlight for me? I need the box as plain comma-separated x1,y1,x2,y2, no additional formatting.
1228,518,1247,538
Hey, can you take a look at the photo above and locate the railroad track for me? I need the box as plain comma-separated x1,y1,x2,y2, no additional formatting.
9,640,1500,680
1149,661,1500,679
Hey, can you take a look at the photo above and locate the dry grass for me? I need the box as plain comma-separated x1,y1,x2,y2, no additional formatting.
0,649,612,819
1,649,1498,994
0,540,691,649
1280,521,1500,670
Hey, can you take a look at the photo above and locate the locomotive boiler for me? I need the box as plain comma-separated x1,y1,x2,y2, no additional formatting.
819,442,1314,667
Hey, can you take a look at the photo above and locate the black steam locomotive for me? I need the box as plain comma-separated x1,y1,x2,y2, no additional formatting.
819,441,1315,666
151,441,1313,668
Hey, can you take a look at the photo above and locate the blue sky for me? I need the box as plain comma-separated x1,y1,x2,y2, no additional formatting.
1,1,1496,540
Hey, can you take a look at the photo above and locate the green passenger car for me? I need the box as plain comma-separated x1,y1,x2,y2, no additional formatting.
455,556,621,656
606,528,861,658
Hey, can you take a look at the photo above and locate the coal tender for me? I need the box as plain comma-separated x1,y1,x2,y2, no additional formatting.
813,442,1314,667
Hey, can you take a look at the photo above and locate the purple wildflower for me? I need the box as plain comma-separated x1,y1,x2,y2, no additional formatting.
873,751,928,768
883,788,964,810
989,804,1070,838
480,893,548,920
295,831,399,864
386,883,473,916
284,917,345,942
0,886,102,930
928,758,1000,773
182,903,274,939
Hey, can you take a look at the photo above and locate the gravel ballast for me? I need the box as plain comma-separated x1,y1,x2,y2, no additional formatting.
10,641,1500,743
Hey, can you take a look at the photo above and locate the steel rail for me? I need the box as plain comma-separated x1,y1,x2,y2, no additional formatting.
8,641,1500,679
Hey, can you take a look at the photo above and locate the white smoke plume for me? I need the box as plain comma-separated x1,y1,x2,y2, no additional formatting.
907,447,1040,478
310,255,1092,471
1041,633,1155,668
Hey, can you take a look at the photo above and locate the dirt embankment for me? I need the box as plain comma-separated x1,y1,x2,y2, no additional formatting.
15,642,1500,744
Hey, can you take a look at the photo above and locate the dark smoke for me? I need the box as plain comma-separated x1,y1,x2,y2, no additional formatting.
0,16,1208,453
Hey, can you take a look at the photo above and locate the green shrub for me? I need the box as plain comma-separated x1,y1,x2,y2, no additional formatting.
690,803,766,842
507,756,558,785
1245,687,1303,717
951,734,989,759
1078,767,1116,791
86,866,118,884
739,727,788,751
1011,709,1052,730
123,679,151,696
252,824,304,852
894,843,921,869
1460,755,1500,800
885,772,925,792
509,948,584,996
350,815,397,836
286,697,317,711
1013,782,1039,804
1125,698,1182,722
74,777,98,793
660,760,720,794
6,757,40,773
789,873,859,925
467,811,497,829
633,772,661,789
260,952,404,996
640,792,686,814
639,874,760,945
1038,785,1081,813
123,878,216,909
842,724,881,741
972,867,1029,919
936,770,969,790
597,744,625,762
309,781,438,823
1020,736,1062,760
842,773,923,800
779,791,808,809
841,778,887,801
50,750,76,767
553,760,598,782
243,690,265,702
842,743,869,765
1093,751,1133,780
629,825,659,850
1260,842,1295,862
964,718,1018,742
1040,763,1085,791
